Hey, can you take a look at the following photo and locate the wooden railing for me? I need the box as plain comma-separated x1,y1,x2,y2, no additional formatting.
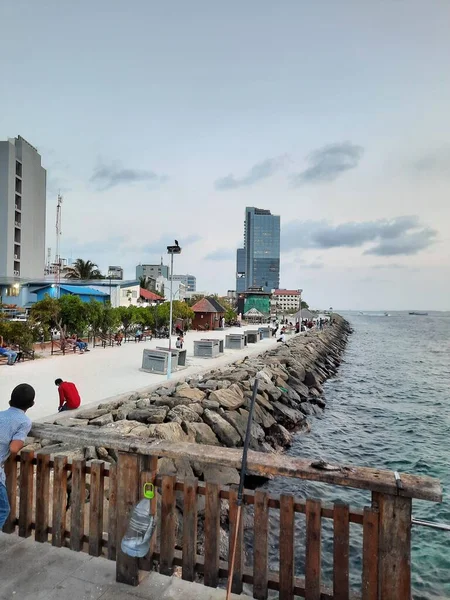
2,424,443,600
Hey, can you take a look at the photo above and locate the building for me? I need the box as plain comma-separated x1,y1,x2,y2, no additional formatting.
108,266,124,280
136,261,169,281
0,136,46,280
138,288,165,305
172,274,196,292
271,289,302,313
33,284,109,304
237,288,272,317
155,276,186,301
191,297,226,330
235,207,280,293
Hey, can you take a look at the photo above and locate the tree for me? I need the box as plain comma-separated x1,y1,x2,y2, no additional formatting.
59,295,88,334
66,259,103,280
301,300,309,310
114,305,138,336
30,296,62,334
225,307,237,324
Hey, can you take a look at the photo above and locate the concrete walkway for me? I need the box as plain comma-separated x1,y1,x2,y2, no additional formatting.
0,533,250,600
0,327,280,421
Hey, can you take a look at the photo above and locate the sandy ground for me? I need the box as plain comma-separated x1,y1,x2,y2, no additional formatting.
0,326,281,421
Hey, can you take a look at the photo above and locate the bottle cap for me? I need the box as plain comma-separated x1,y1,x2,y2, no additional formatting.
143,483,155,499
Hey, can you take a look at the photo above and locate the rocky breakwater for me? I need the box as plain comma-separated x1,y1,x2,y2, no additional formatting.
25,316,351,560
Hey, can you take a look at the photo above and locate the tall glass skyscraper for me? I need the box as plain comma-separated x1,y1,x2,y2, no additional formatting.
235,207,280,293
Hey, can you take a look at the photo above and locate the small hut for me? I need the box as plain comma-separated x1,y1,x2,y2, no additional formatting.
243,307,265,324
191,297,226,331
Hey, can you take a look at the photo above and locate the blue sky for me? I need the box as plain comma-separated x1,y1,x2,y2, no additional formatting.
1,0,449,310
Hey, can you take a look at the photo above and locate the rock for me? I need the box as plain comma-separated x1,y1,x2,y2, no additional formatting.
128,392,140,402
255,393,273,412
299,403,314,416
130,425,151,437
175,387,206,402
98,400,124,411
136,398,152,408
266,423,292,448
272,401,305,428
197,380,218,391
250,402,276,429
203,409,241,447
148,422,188,442
202,400,220,411
287,377,310,399
304,370,320,388
183,422,220,446
77,407,110,420
167,405,202,423
102,420,146,435
196,463,240,486
96,447,109,460
309,387,321,398
89,413,113,427
221,409,265,449
115,403,137,420
53,418,90,428
84,446,97,460
209,386,246,410
187,403,203,416
40,438,59,448
153,396,176,409
256,381,282,402
127,407,168,424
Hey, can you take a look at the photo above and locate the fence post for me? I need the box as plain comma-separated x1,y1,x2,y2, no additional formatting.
372,492,412,600
18,449,35,538
116,451,140,586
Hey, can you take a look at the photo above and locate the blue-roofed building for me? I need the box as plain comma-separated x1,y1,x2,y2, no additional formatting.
33,284,109,304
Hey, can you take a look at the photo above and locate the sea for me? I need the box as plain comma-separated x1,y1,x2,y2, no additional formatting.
262,311,450,600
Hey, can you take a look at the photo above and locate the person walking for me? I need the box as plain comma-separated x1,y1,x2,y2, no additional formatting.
55,378,81,412
0,384,35,528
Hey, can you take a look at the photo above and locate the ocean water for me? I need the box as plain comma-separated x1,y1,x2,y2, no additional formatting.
263,312,450,599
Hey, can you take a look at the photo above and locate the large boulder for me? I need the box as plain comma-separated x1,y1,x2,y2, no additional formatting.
102,420,147,435
202,399,220,411
272,401,305,428
167,405,202,424
183,422,220,446
148,422,189,442
53,417,89,427
77,407,110,420
256,380,282,402
255,393,273,412
221,409,265,449
127,407,168,424
115,402,137,420
175,387,206,402
209,384,245,410
266,423,292,448
203,409,241,447
89,413,113,427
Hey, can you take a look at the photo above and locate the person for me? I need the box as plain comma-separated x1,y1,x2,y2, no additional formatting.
0,336,18,366
55,378,81,412
114,332,123,346
0,384,35,528
295,321,300,334
135,328,143,342
76,336,89,352
277,332,286,343
175,335,184,349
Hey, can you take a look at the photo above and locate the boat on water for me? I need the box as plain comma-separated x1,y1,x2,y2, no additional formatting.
384,312,390,317
409,311,429,316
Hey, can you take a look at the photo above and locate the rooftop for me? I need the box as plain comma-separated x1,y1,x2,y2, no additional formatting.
273,289,301,296
191,297,226,313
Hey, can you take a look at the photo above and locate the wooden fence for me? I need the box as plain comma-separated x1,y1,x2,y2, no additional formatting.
2,424,443,600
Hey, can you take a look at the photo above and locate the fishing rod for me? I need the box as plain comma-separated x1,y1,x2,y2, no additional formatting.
226,371,269,599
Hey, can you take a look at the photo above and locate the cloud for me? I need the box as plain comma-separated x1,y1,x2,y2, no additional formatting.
215,156,287,190
291,142,364,186
91,162,168,190
205,248,235,261
282,216,437,256
412,148,450,177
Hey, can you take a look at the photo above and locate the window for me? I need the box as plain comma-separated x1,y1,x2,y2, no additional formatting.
15,178,22,194
15,195,21,210
16,161,22,177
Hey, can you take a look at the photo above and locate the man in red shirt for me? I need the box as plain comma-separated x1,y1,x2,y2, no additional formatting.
55,378,81,412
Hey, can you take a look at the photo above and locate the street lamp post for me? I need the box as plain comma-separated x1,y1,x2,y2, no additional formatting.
166,241,181,378
299,288,303,331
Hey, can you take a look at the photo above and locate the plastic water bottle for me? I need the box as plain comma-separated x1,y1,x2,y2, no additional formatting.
121,483,156,558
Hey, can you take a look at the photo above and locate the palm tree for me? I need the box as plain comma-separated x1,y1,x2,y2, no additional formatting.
139,276,150,290
65,259,103,280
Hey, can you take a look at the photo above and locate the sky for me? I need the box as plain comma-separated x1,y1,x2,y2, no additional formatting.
1,0,449,310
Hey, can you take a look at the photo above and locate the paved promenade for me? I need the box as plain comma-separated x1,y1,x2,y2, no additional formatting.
0,533,250,600
0,327,279,421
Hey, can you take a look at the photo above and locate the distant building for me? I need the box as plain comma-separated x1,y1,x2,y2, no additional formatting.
172,274,196,292
108,266,124,280
0,136,46,281
235,207,280,293
136,260,169,281
191,297,226,330
237,288,272,317
155,276,186,301
33,284,109,304
272,289,302,313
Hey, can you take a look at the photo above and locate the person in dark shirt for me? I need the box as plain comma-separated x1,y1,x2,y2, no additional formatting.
55,378,81,412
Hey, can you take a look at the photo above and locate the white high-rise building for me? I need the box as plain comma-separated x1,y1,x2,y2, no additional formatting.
0,136,46,280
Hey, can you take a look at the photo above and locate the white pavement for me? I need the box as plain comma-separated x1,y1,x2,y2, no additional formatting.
0,327,280,421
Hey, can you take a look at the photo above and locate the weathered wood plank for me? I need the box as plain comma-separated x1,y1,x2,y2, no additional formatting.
253,489,269,600
362,507,378,600
108,463,118,560
160,475,176,576
279,494,294,600
70,458,86,552
333,503,350,600
228,487,244,594
52,455,68,547
35,452,50,542
204,481,221,588
89,460,104,557
182,478,198,582
2,456,18,533
373,493,411,600
305,499,322,600
116,452,140,586
138,456,157,572
18,449,34,538
30,424,442,501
